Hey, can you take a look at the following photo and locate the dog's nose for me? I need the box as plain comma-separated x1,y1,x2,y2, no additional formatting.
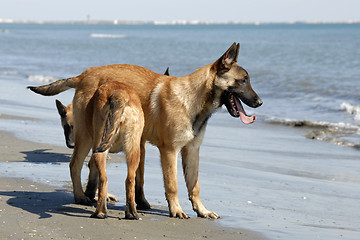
257,98,263,107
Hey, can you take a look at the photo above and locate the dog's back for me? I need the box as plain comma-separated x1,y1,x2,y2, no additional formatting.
91,81,144,154
54,68,170,149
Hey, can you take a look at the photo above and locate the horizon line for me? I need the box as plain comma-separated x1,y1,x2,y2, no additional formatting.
1,18,360,25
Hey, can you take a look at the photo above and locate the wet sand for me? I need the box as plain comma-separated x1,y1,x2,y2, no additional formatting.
0,130,266,240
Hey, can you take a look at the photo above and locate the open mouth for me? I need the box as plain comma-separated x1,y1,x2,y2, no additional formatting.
222,92,256,124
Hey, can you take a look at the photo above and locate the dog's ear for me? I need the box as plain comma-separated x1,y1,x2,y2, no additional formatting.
214,42,240,72
222,42,239,68
235,43,240,62
55,99,67,117
164,67,170,76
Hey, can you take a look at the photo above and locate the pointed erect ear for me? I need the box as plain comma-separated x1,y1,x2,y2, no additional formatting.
164,67,170,76
235,43,240,61
55,99,67,117
217,42,240,71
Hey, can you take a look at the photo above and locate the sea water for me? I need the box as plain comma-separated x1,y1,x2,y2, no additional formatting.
0,23,359,240
1,23,360,148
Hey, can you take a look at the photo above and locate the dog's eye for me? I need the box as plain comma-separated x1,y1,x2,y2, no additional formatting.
236,78,246,84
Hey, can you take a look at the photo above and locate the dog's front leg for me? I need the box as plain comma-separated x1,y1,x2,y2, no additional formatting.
125,147,141,219
84,158,98,200
159,147,189,219
181,143,219,219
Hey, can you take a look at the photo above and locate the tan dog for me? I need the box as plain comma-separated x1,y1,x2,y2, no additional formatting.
29,43,262,219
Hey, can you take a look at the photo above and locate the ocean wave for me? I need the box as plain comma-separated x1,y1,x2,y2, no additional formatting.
266,117,358,129
28,74,58,84
341,102,360,122
90,33,127,39
266,117,360,150
0,71,17,76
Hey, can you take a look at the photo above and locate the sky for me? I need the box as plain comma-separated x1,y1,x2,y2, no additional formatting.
0,0,359,23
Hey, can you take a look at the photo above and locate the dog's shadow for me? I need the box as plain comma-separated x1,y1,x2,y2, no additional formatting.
0,189,94,219
21,149,72,164
12,149,169,218
0,189,169,219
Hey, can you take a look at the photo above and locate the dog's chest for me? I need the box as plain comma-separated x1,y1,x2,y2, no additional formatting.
192,111,211,137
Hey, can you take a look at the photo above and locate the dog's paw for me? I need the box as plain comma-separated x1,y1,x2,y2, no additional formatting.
136,199,151,210
90,212,108,219
125,211,139,220
107,193,118,203
93,191,118,203
170,210,189,219
205,211,220,219
75,195,94,206
197,210,220,219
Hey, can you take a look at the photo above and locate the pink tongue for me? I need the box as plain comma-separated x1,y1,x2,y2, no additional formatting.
234,96,256,124
240,111,256,124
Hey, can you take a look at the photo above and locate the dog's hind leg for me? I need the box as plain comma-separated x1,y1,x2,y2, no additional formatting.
70,137,92,205
125,148,141,219
86,157,119,203
90,151,108,219
181,142,219,219
160,147,189,219
135,140,151,210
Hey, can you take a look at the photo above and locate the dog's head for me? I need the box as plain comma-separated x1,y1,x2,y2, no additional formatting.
213,43,262,124
55,100,74,148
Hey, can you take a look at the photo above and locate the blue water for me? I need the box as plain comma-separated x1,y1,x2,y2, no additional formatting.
1,23,360,148
0,23,360,240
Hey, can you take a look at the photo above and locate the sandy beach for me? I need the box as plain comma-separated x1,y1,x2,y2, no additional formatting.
0,129,266,240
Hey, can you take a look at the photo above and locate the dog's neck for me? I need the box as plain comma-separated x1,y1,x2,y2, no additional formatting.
176,63,222,135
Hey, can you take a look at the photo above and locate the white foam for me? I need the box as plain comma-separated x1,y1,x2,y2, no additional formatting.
0,71,17,76
90,33,127,39
341,102,360,121
266,116,360,149
267,116,359,130
28,74,58,84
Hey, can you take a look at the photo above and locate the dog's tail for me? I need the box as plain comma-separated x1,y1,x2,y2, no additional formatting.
27,75,81,96
93,94,125,153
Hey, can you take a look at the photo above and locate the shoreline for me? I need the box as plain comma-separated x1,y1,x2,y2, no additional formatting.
0,130,266,240
1,19,360,25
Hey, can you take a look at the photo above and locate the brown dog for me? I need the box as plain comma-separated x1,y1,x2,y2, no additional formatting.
82,81,144,219
29,43,262,219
